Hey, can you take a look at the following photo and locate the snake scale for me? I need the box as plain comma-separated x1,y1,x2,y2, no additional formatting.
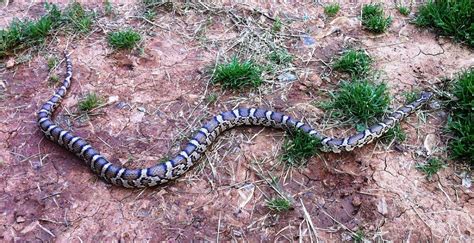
37,53,433,188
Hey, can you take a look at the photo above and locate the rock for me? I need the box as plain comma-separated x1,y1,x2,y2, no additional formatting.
302,35,316,46
233,229,243,237
6,58,15,68
107,95,119,104
238,183,255,208
301,73,323,90
377,197,388,215
130,110,145,123
183,94,200,103
16,216,26,223
423,134,437,156
461,171,472,188
352,196,362,207
278,72,297,83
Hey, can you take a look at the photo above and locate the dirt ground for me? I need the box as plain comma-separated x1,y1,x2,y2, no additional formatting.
0,1,473,242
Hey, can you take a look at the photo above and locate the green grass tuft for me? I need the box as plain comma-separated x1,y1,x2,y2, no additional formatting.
47,56,58,70
64,2,94,33
272,17,283,33
104,0,113,16
78,93,102,112
268,49,293,65
324,3,340,17
0,4,61,58
144,9,157,20
416,157,446,178
382,124,407,143
397,5,410,16
361,3,392,33
212,57,263,90
403,90,420,103
266,197,292,212
206,93,218,104
447,68,473,164
142,0,172,18
281,129,321,167
324,80,390,125
414,0,473,47
108,29,142,50
49,75,60,84
353,229,366,243
333,49,372,78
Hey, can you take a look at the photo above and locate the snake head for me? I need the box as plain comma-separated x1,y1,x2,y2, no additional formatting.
419,91,434,101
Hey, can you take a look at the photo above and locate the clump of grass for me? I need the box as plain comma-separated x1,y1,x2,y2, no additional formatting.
361,3,392,33
212,57,263,90
266,197,292,212
206,93,218,104
144,9,157,20
108,29,142,50
353,229,366,243
104,0,113,16
49,75,60,84
414,0,473,47
64,2,94,33
47,56,58,70
141,0,172,20
382,124,407,143
447,68,473,164
397,5,410,16
268,49,293,65
403,90,420,103
281,129,321,167
0,4,61,58
416,157,446,178
333,49,372,78
324,80,390,124
324,3,340,17
272,17,283,33
78,93,102,112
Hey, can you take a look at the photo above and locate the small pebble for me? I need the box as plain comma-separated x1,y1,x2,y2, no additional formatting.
278,72,297,83
352,196,362,207
16,216,26,223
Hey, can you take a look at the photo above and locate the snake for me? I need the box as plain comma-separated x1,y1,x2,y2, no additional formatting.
37,53,433,188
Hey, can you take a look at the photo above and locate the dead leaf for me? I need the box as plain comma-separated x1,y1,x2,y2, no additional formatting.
423,133,437,156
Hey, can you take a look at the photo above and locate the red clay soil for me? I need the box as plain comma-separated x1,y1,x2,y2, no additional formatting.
0,1,472,241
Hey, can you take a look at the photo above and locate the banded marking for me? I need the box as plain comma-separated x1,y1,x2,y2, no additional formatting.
265,111,273,121
249,108,257,117
68,137,80,150
164,161,174,178
216,114,224,123
232,109,241,118
38,117,49,124
100,162,112,178
58,130,68,145
45,124,57,135
39,109,51,115
189,139,201,148
296,122,304,128
80,144,91,157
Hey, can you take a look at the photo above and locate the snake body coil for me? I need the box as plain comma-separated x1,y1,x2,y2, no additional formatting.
37,54,433,188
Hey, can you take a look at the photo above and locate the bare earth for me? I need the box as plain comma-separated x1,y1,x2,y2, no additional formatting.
0,1,473,241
